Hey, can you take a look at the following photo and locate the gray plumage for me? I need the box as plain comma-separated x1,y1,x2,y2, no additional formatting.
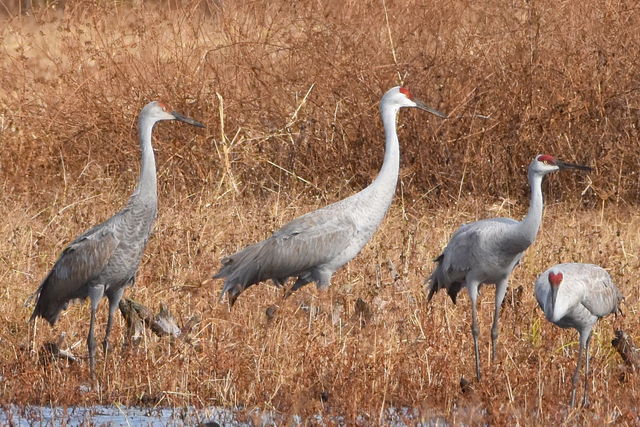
535,263,623,407
215,86,447,305
426,154,591,381
30,101,203,378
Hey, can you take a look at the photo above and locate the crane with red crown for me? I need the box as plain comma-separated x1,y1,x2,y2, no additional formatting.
214,86,447,305
426,154,591,382
535,263,623,407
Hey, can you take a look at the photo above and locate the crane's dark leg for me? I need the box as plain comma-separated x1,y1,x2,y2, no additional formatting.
103,287,125,356
467,281,482,381
570,333,586,408
87,285,105,380
582,331,593,408
491,279,508,364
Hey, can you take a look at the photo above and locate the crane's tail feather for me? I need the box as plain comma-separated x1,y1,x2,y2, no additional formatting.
214,241,272,306
30,294,68,326
426,277,438,302
425,254,462,304
219,284,241,307
446,283,463,304
28,275,69,326
425,254,444,303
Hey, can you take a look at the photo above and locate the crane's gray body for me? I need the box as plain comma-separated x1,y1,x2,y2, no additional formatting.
427,164,545,309
216,86,446,305
426,155,591,381
534,262,623,407
30,101,203,378
31,194,157,325
428,217,532,303
216,170,396,301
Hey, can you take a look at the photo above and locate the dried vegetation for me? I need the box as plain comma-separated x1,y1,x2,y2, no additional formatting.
0,0,639,423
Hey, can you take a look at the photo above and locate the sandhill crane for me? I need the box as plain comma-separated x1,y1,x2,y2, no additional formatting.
426,154,591,381
535,263,623,407
215,86,447,305
29,101,204,378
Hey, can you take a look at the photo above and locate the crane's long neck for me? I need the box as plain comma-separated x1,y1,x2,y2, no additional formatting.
369,104,400,195
517,170,544,245
133,114,158,203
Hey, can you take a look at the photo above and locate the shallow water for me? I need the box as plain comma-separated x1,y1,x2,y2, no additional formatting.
1,404,243,426
1,404,445,426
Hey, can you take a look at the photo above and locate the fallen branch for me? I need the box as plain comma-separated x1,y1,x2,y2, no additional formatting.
119,298,182,341
611,329,640,371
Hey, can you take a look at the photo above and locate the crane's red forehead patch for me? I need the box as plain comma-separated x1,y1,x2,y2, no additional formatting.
399,87,413,100
157,101,169,111
548,271,563,286
537,154,556,164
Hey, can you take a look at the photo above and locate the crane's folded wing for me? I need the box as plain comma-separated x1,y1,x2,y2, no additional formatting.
217,210,357,287
268,212,358,273
439,227,480,277
31,228,120,323
580,272,623,317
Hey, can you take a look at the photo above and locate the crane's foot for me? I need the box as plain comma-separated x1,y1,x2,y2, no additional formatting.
228,292,239,307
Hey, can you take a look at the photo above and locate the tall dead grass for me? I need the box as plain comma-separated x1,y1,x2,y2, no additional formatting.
1,0,639,424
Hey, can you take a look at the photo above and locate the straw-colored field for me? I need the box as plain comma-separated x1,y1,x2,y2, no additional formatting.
1,0,639,424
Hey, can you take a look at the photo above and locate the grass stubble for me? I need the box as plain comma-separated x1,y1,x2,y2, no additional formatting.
0,0,639,424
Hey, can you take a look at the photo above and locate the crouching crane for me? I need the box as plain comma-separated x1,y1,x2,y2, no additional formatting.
535,263,623,407
29,101,204,379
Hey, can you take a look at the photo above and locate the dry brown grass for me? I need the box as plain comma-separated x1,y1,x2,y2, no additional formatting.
1,0,639,424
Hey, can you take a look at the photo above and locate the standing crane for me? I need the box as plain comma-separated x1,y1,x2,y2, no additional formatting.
426,154,591,381
29,101,204,378
535,263,623,407
214,86,447,305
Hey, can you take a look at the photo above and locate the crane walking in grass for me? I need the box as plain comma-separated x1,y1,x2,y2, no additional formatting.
535,263,623,407
214,86,447,305
426,154,591,381
29,101,204,379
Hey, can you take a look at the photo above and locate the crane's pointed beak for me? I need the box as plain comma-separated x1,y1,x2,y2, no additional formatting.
556,160,592,172
549,283,559,321
171,111,205,128
414,100,448,119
